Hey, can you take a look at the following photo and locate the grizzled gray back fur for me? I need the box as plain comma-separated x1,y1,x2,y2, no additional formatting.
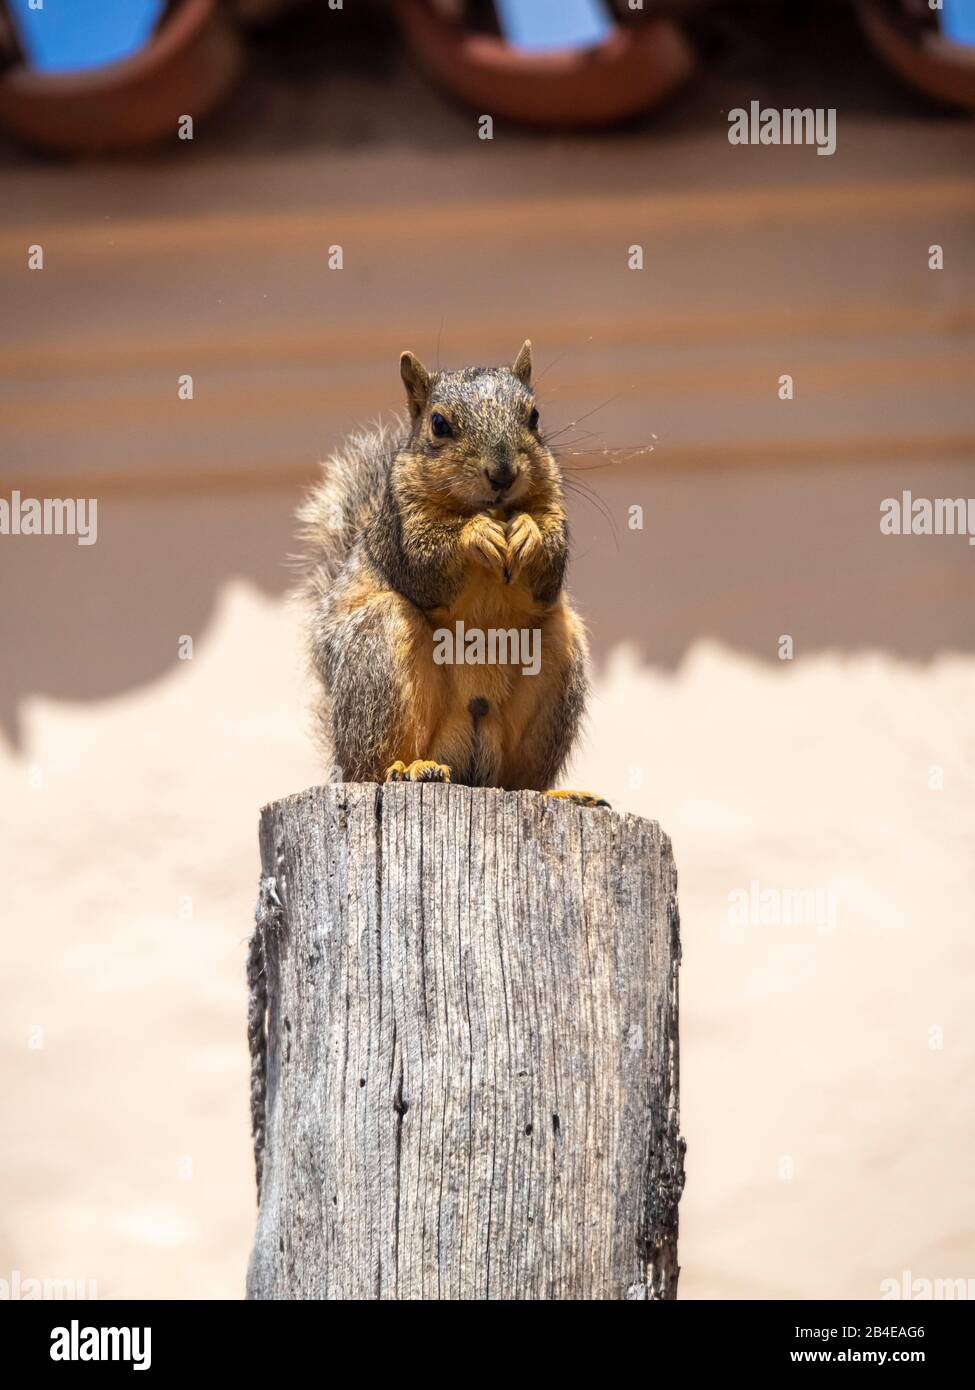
297,416,405,589
296,417,407,776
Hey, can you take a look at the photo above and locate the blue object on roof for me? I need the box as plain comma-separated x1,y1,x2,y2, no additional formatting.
8,0,166,74
942,0,975,46
493,0,614,54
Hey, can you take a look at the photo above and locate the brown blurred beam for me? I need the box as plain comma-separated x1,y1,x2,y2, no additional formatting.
7,431,975,501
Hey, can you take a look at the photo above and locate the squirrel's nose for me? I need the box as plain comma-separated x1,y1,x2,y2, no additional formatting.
485,464,517,494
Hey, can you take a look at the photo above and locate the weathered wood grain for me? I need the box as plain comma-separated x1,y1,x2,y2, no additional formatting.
246,782,683,1301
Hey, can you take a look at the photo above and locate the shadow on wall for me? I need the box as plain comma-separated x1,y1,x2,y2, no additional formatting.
1,456,972,749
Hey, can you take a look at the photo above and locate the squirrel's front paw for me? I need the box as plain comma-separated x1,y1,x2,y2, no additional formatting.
505,513,544,580
385,760,452,784
463,514,508,577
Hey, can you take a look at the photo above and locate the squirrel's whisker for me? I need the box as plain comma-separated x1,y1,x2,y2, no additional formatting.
535,334,595,385
560,476,620,547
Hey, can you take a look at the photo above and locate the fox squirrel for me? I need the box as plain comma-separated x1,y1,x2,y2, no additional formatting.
298,340,607,807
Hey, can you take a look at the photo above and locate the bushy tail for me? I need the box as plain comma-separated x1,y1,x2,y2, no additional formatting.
296,417,404,593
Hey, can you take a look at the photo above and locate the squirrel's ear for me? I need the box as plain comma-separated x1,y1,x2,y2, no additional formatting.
400,350,431,419
512,339,533,386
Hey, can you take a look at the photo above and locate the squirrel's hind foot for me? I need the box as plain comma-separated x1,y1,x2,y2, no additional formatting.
544,789,611,809
385,759,452,784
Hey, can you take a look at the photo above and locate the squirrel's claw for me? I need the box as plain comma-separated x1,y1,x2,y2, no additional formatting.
543,789,611,809
506,513,544,579
385,760,452,784
463,515,508,577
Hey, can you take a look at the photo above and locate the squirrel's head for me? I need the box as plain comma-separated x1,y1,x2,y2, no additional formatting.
396,341,559,512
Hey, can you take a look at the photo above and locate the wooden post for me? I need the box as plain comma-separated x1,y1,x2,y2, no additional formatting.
246,783,684,1301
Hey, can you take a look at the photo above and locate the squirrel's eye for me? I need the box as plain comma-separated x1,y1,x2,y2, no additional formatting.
529,407,540,431
430,412,452,439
